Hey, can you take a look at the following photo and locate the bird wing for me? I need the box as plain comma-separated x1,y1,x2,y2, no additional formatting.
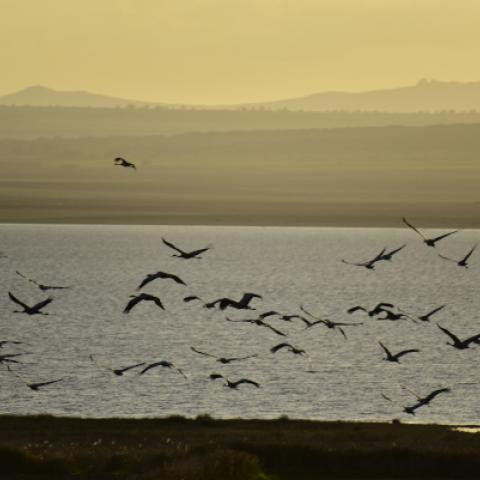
438,253,457,263
187,247,210,257
437,324,461,345
341,259,369,267
270,343,290,353
378,341,391,357
371,248,387,262
335,321,363,327
422,305,446,319
32,379,64,389
402,217,426,239
259,311,281,319
347,306,367,314
381,392,393,402
15,270,39,286
117,363,146,374
139,363,159,375
190,346,216,358
299,305,322,321
32,297,53,311
263,322,287,336
462,245,477,262
163,272,187,285
395,349,420,359
137,275,154,290
228,354,258,362
463,333,480,345
424,387,450,403
430,230,459,243
123,296,142,313
385,244,407,257
162,237,186,255
234,378,260,388
8,292,30,310
337,327,347,340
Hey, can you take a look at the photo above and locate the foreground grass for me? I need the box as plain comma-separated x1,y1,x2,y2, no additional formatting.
1,415,479,479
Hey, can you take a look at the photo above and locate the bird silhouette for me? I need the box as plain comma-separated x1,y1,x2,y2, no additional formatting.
205,293,262,311
300,305,362,339
226,317,286,336
417,305,446,322
348,303,395,317
378,341,419,363
402,218,458,247
438,245,476,268
7,366,63,391
190,347,257,364
209,373,260,389
123,293,165,313
162,238,210,259
437,324,480,349
402,386,450,415
270,342,305,355
379,244,406,261
16,271,71,291
139,361,187,379
341,248,386,270
8,292,53,315
137,271,186,290
89,354,146,376
114,157,136,170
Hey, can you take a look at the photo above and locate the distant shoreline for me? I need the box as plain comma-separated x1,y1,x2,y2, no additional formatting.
2,415,480,479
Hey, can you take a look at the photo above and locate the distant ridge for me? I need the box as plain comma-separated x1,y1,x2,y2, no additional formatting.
0,85,161,108
3,80,480,112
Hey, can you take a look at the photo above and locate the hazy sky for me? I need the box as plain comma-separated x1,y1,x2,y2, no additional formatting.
2,0,480,104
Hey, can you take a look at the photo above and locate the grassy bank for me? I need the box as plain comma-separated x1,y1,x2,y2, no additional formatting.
1,415,479,479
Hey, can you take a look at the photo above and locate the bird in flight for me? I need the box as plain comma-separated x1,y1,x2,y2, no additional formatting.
379,245,406,262
226,316,286,336
190,347,257,364
89,354,146,376
162,238,210,259
438,245,476,268
378,341,419,363
123,293,165,313
205,293,262,310
138,360,187,379
114,157,136,170
437,324,480,350
8,292,53,315
402,386,450,415
270,342,305,355
137,271,186,290
209,373,260,389
16,271,71,292
341,248,387,270
348,303,395,317
7,366,64,391
402,218,458,247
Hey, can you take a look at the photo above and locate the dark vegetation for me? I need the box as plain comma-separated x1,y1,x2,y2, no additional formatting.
1,415,479,479
2,104,480,139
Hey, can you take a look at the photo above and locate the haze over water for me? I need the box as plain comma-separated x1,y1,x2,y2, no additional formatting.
1,224,478,423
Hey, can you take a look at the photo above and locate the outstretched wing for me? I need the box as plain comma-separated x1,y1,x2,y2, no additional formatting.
396,349,420,359
8,292,30,310
190,346,216,358
270,342,290,353
162,237,185,255
437,324,461,345
424,387,450,403
347,306,367,314
462,245,477,263
430,230,459,244
186,247,210,257
31,297,53,311
234,378,260,388
123,296,141,313
402,217,426,240
438,253,457,264
378,341,391,357
420,305,446,321
263,322,287,336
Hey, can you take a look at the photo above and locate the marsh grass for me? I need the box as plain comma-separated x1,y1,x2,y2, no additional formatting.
1,415,479,479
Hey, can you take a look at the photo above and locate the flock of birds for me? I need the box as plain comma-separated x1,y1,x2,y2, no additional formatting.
1,178,478,418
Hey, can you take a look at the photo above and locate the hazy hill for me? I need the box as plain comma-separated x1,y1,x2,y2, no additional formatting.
0,85,155,108
4,80,480,112
254,79,480,112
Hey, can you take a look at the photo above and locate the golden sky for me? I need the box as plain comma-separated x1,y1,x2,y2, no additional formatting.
2,0,480,104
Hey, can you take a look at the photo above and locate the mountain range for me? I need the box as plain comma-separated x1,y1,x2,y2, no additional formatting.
2,79,480,112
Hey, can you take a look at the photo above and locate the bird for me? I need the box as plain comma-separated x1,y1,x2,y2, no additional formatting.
437,324,480,350
402,386,450,415
341,248,386,270
0,353,26,364
226,317,286,336
379,244,406,261
114,157,136,170
89,355,146,376
123,293,164,313
162,238,210,259
376,309,412,322
16,271,71,291
137,271,186,290
378,341,419,363
209,373,260,389
417,305,446,322
205,293,262,310
8,292,53,315
438,245,476,268
139,361,187,379
190,347,257,364
7,366,63,391
300,306,363,339
0,340,23,349
270,342,305,355
348,303,395,317
402,218,458,247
